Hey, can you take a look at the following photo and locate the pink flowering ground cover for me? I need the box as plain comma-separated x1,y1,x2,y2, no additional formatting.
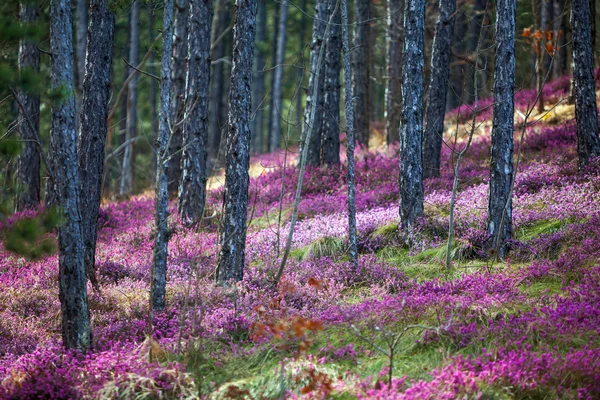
2,79,600,398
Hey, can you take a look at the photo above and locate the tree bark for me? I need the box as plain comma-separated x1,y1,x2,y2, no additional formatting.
385,0,403,146
295,0,307,126
119,0,140,197
304,0,328,166
252,0,267,154
464,0,487,104
446,9,466,111
168,0,189,195
152,0,175,312
216,0,256,284
78,0,115,289
533,0,545,113
15,2,41,212
178,0,213,225
352,0,371,148
487,0,515,258
399,0,425,229
572,0,600,166
148,4,158,173
268,0,289,152
552,0,565,80
422,0,456,178
76,0,88,95
50,0,90,350
321,0,341,166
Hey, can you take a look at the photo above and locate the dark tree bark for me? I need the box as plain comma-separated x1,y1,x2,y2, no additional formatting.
533,0,546,113
446,10,466,111
15,2,41,212
252,0,267,154
295,0,308,126
572,0,600,166
304,0,328,166
385,0,403,146
151,0,175,312
399,0,425,228
168,0,189,195
216,0,256,283
119,0,140,197
552,0,566,80
209,0,230,168
321,0,341,166
487,0,515,258
341,0,357,266
464,0,487,104
422,0,456,178
178,0,213,225
50,0,90,350
268,0,289,152
76,0,88,95
352,0,371,148
78,0,115,288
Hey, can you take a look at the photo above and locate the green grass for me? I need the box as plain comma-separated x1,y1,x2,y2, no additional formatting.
514,219,566,241
290,236,346,261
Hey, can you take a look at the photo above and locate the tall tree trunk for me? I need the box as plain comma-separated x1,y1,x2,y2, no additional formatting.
464,0,486,104
15,2,41,212
399,0,425,229
304,0,328,166
269,0,289,152
50,0,90,350
209,0,229,168
216,0,256,284
267,1,280,144
591,0,597,65
385,0,403,146
252,0,267,154
152,0,175,312
487,0,515,258
168,0,189,195
446,9,466,111
148,5,158,173
321,0,341,166
352,0,371,148
76,0,88,96
533,0,545,113
178,0,213,225
552,0,565,80
78,0,115,289
295,0,307,126
572,0,600,166
119,0,140,197
422,0,456,178
341,0,358,267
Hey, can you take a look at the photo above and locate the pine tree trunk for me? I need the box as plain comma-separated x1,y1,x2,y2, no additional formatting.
78,0,115,288
399,0,425,229
267,1,280,143
268,0,289,153
168,0,188,195
119,0,140,197
552,0,565,80
465,0,486,104
446,10,466,111
422,0,456,178
216,0,256,283
148,5,158,173
304,0,328,166
295,0,307,126
15,2,41,212
487,0,515,258
209,0,229,168
321,0,341,166
385,0,403,146
352,0,371,148
152,0,175,312
533,0,545,113
178,0,213,225
50,0,90,350
76,0,88,95
252,0,267,154
572,0,600,166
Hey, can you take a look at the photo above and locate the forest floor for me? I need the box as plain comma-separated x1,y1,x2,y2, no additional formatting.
2,75,600,399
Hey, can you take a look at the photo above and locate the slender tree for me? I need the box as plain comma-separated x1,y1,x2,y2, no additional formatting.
50,0,90,350
321,0,341,166
295,0,308,126
304,0,328,166
216,0,256,283
385,0,403,146
487,0,515,258
269,0,289,152
148,4,158,172
422,0,456,178
178,0,213,225
15,1,41,211
552,0,565,80
446,10,466,111
120,0,140,197
78,0,115,287
465,0,487,104
252,0,267,154
151,0,175,311
399,0,425,228
352,0,371,148
571,0,600,166
341,0,358,267
168,0,189,195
